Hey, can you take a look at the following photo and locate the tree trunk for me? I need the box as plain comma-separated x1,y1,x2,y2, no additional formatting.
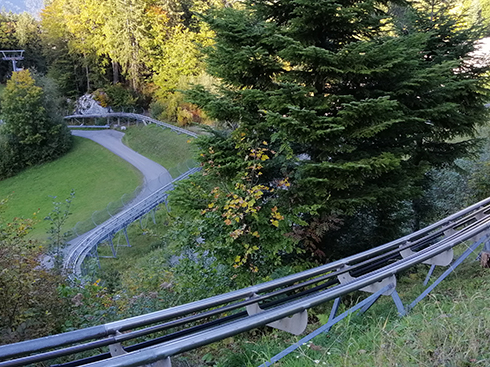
84,53,90,93
85,65,90,92
112,60,119,84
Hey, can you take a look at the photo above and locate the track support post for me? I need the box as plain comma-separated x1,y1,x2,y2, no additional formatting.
423,264,436,286
325,297,341,333
246,294,308,335
390,289,406,316
408,235,487,311
108,236,117,258
123,227,131,247
258,284,394,367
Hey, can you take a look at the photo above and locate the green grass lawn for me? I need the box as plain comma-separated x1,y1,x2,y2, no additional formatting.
122,125,197,178
0,136,142,239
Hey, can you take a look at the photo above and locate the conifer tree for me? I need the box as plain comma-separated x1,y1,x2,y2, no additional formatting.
181,0,489,261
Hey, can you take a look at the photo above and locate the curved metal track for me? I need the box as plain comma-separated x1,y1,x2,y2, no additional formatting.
64,112,198,138
64,167,201,277
1,194,490,366
63,113,199,276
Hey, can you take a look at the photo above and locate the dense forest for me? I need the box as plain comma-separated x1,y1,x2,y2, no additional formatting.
1,0,234,123
1,0,490,364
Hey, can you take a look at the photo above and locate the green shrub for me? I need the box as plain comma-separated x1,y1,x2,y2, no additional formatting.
104,83,138,108
0,200,69,343
0,70,72,180
152,73,216,125
149,100,165,119
153,91,213,126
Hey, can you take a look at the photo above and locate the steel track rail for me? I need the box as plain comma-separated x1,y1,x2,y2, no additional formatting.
2,196,490,366
64,167,201,276
30,215,490,367
74,216,490,367
63,212,490,366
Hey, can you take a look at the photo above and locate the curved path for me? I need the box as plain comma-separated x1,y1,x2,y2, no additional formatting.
62,130,173,267
71,130,172,198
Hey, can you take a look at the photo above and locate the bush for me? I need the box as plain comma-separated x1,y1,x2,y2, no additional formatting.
153,91,212,126
151,73,216,125
104,84,137,108
170,250,235,304
0,199,69,343
92,83,151,112
149,100,165,119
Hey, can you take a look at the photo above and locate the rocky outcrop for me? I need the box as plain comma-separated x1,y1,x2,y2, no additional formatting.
75,94,112,115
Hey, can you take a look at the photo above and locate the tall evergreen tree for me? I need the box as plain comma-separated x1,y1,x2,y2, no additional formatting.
179,0,489,264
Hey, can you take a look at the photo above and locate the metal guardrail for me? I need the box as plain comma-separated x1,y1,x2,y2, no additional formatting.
64,167,201,277
67,125,110,129
64,113,198,138
62,113,200,275
1,195,490,366
70,160,196,239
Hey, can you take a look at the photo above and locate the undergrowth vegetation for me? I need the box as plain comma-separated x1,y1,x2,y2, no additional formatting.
96,208,235,305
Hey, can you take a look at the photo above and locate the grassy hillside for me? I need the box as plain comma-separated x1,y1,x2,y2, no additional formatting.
0,136,141,239
122,124,196,178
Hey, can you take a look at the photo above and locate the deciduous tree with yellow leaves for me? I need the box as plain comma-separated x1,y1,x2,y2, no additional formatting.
168,130,300,286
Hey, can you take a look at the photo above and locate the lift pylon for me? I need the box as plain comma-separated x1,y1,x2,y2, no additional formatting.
0,50,25,72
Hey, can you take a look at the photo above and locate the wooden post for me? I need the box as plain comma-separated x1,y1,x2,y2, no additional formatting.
481,251,490,268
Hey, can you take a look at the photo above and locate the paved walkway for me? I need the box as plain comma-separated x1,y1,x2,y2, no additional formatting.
71,130,172,200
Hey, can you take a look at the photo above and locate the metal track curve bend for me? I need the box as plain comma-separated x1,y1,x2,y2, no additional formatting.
64,113,198,138
2,194,490,366
62,113,199,276
64,167,201,277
